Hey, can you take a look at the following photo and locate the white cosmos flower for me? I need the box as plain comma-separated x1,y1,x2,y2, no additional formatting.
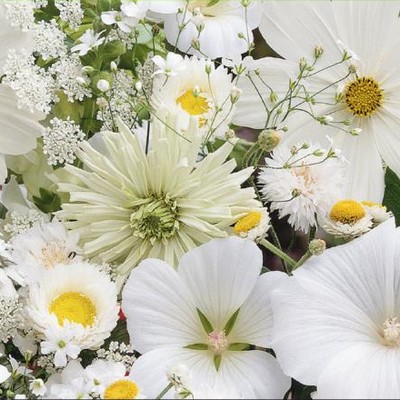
122,237,291,399
152,57,237,140
56,118,259,281
270,218,400,399
25,262,119,349
258,142,345,233
235,1,400,202
0,4,44,184
71,29,105,56
10,219,81,285
151,1,261,59
152,52,186,77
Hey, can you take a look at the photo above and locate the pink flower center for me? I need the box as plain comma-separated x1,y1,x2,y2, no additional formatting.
207,330,229,354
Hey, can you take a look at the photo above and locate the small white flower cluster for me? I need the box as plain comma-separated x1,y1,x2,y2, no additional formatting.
55,0,84,30
0,297,24,342
96,341,136,372
2,49,56,113
42,117,86,166
3,210,46,238
4,1,36,31
33,20,67,60
50,54,92,102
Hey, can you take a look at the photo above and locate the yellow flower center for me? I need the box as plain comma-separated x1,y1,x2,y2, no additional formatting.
329,200,366,224
176,89,209,116
104,380,140,399
234,211,261,234
345,76,383,117
49,292,96,327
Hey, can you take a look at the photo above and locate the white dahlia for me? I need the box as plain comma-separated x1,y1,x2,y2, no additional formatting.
270,218,400,398
122,237,291,399
151,57,237,140
235,1,400,202
56,118,259,280
25,262,119,349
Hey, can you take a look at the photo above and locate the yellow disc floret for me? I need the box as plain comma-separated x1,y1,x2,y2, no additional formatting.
104,380,140,399
234,211,261,234
49,292,96,327
345,76,383,117
176,89,209,115
329,200,366,225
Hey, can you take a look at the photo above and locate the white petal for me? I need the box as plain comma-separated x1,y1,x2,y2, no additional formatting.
229,271,289,348
316,343,400,399
54,350,67,368
122,259,204,354
215,351,291,399
178,237,262,329
271,219,398,385
0,365,10,384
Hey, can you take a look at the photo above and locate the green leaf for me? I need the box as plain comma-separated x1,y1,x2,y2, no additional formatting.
223,308,240,336
213,354,222,371
196,308,213,334
228,343,250,351
184,343,208,350
32,188,61,213
383,168,400,226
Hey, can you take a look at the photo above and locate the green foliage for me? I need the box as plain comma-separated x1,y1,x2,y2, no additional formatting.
223,308,240,336
32,188,62,214
383,168,400,226
184,343,208,350
213,354,222,371
196,308,213,334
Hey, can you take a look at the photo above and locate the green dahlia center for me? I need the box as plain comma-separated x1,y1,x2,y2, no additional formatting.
130,195,179,243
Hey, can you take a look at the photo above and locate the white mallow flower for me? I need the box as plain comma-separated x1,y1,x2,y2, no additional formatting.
150,1,262,59
41,321,83,367
152,53,186,77
56,118,259,282
10,219,81,286
25,262,119,349
322,199,373,239
152,57,237,139
270,218,400,398
235,1,400,202
122,237,291,399
71,29,105,56
0,5,44,184
258,142,345,233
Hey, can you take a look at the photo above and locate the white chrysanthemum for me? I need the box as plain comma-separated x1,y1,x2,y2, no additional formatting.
232,208,271,242
122,237,291,399
10,219,81,286
361,201,392,225
258,142,345,233
322,199,373,239
150,1,261,59
270,218,400,398
236,1,400,202
56,118,259,280
25,262,119,349
151,57,237,140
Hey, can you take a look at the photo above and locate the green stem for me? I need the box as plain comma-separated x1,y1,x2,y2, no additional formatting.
259,239,297,271
156,383,174,400
292,251,312,271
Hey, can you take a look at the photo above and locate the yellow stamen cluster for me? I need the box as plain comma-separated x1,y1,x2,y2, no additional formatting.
104,380,140,399
176,89,209,116
49,291,96,327
345,76,383,117
329,200,366,224
234,211,261,234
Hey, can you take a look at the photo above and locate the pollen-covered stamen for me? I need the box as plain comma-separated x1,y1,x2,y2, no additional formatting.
207,330,229,354
234,211,261,234
345,76,383,117
382,316,400,347
176,88,210,116
104,379,140,399
40,242,71,269
329,200,366,224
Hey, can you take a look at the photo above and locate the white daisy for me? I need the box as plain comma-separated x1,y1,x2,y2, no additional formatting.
236,1,400,202
270,218,400,398
322,199,373,239
258,142,345,233
0,4,44,184
25,262,119,349
122,237,291,399
151,57,237,140
56,118,259,281
232,208,271,242
151,1,261,59
361,201,392,225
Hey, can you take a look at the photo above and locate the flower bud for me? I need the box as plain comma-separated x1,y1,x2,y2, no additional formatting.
110,61,118,72
230,86,242,103
257,129,281,152
349,127,362,136
316,115,333,125
309,239,326,256
135,81,143,92
225,129,236,140
314,46,324,59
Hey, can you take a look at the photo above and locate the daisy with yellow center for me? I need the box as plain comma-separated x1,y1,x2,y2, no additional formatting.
25,262,119,349
233,209,271,242
323,199,373,239
235,1,400,202
361,200,392,225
